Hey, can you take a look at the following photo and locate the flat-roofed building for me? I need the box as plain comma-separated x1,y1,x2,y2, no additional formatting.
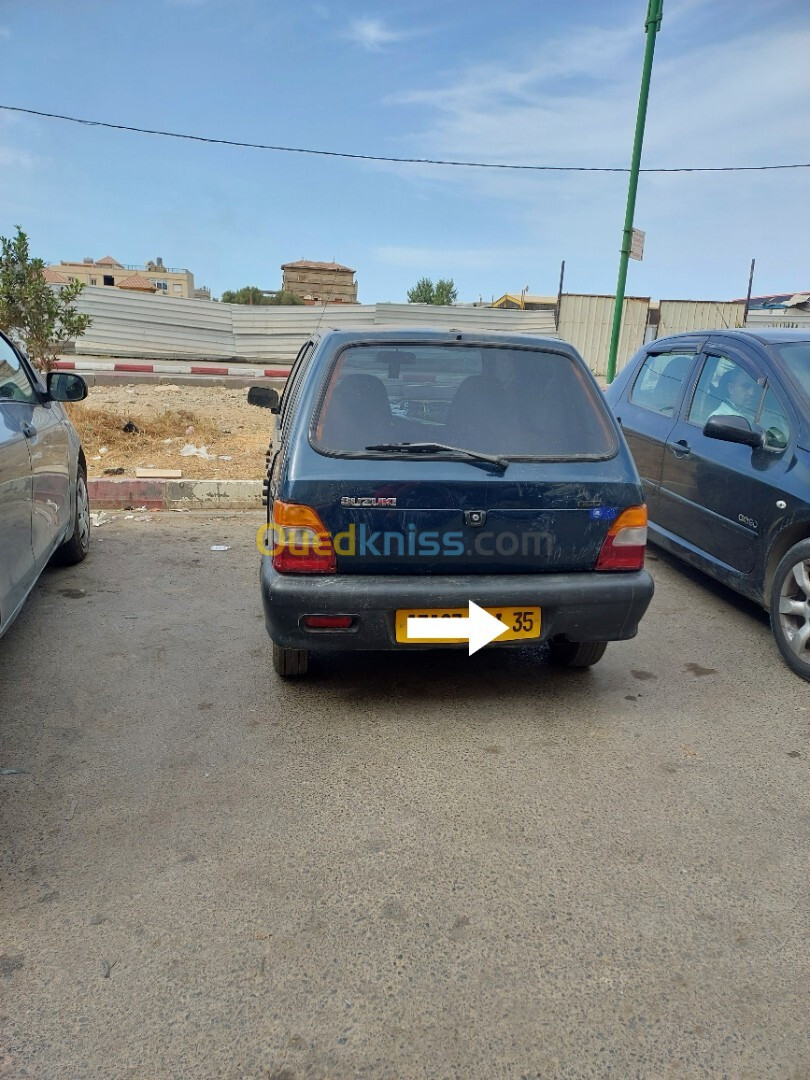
47,255,196,297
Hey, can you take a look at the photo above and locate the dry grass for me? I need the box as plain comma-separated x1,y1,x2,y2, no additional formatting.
69,405,221,450
66,396,269,479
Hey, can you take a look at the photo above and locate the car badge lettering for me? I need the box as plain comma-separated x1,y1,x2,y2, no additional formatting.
340,496,398,508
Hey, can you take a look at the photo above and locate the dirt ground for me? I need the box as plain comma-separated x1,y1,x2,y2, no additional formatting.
68,383,274,479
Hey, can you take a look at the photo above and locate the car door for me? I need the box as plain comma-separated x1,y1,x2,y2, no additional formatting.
0,355,35,630
608,341,700,520
657,340,791,576
0,334,71,573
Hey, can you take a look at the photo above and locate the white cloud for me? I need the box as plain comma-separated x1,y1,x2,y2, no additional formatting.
0,145,35,169
369,7,810,298
0,27,10,39
387,19,810,177
346,17,414,52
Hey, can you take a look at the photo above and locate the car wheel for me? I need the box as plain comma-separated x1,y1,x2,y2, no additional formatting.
770,539,810,682
52,467,90,567
547,638,608,668
272,640,310,677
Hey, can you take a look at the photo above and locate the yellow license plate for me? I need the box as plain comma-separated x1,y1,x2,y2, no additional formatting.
395,606,541,644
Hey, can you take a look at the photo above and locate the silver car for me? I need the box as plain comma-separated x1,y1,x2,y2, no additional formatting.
0,330,90,638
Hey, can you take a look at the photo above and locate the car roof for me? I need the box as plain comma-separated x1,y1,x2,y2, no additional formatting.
313,327,568,350
653,327,810,347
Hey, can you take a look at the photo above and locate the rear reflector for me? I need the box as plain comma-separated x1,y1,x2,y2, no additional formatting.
595,505,648,571
301,615,355,630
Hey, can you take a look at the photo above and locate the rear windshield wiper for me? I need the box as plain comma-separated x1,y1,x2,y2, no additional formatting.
365,441,508,472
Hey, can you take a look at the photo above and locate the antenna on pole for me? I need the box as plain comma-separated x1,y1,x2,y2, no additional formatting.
555,260,565,331
743,258,756,324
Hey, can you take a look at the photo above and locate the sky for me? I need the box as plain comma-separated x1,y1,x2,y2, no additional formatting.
0,0,807,304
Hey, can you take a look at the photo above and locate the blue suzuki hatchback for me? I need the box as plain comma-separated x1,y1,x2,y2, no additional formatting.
251,329,653,676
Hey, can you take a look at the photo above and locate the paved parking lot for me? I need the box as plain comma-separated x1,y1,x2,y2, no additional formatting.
1,512,808,1079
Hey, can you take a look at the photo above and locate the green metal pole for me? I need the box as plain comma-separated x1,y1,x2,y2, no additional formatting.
605,0,664,384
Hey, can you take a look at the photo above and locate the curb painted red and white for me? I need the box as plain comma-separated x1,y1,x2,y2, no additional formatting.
55,359,290,379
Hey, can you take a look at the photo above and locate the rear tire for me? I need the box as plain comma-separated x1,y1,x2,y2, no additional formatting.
769,539,810,682
272,640,310,677
52,468,90,567
547,638,608,668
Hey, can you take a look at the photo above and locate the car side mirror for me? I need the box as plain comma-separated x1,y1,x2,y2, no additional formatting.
247,386,280,413
703,413,764,449
47,371,88,402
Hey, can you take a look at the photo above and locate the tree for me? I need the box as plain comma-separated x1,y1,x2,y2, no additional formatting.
220,285,304,305
406,277,436,304
406,277,458,305
0,226,92,371
220,285,270,305
265,290,305,306
433,278,458,305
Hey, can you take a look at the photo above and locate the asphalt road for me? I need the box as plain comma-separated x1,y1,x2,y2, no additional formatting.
1,512,808,1080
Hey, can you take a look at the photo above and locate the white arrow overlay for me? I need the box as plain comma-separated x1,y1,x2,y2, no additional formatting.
407,601,510,656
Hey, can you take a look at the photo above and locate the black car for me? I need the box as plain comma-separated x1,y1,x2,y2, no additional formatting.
604,329,810,681
250,329,653,677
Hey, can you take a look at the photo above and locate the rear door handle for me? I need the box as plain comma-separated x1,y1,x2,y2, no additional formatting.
20,422,36,439
669,439,691,458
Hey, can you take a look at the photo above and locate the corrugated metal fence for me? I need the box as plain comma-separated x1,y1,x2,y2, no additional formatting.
657,300,744,336
745,308,810,330
557,294,650,377
66,288,558,363
64,286,804,375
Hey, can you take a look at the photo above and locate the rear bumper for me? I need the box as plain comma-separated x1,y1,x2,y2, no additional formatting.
260,558,654,652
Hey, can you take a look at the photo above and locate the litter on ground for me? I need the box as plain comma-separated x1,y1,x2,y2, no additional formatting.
180,443,215,460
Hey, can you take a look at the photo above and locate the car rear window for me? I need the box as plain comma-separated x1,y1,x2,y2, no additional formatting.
771,342,810,405
311,344,617,459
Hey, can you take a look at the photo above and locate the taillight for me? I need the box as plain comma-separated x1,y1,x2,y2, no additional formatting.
271,501,336,574
595,505,648,571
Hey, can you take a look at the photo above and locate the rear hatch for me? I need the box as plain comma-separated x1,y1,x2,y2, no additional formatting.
286,339,640,574
289,463,638,574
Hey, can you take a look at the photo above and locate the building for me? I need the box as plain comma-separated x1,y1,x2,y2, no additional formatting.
492,293,558,311
735,292,810,330
280,260,358,304
46,256,196,298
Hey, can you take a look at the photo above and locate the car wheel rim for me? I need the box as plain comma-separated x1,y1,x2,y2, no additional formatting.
777,557,810,664
76,475,90,550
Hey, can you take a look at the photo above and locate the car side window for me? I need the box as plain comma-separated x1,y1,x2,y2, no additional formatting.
687,354,763,428
758,386,790,450
279,341,314,443
629,350,694,415
0,334,37,404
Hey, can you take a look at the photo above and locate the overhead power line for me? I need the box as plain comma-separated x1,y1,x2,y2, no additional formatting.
2,103,809,174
